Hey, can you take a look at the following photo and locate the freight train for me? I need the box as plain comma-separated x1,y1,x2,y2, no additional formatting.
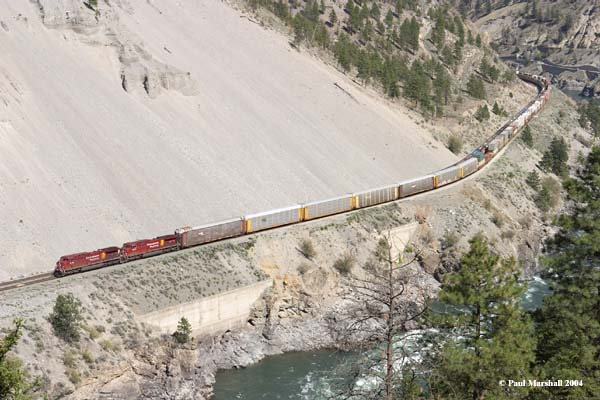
53,72,550,277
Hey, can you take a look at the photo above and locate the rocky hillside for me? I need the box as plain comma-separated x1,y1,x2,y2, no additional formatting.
1,84,592,398
467,0,600,93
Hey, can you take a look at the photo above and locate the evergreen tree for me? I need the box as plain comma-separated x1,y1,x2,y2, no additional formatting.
535,177,560,212
475,33,482,47
533,147,600,398
431,14,445,48
474,104,490,122
441,45,454,67
579,100,600,136
454,15,465,46
370,3,380,21
467,29,474,45
0,319,39,399
526,169,541,190
491,101,504,116
467,75,486,99
173,317,192,344
399,17,420,52
49,293,83,342
428,234,535,400
433,62,451,105
384,9,394,28
404,60,430,110
333,33,355,72
540,137,569,177
521,125,534,147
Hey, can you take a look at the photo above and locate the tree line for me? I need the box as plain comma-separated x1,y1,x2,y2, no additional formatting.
246,0,505,119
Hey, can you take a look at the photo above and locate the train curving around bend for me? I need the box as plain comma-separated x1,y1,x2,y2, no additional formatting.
53,72,550,278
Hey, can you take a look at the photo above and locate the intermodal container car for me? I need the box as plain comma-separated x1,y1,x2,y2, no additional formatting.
399,175,434,197
302,195,353,221
176,218,245,248
245,205,302,233
459,158,478,177
354,184,398,208
435,165,462,187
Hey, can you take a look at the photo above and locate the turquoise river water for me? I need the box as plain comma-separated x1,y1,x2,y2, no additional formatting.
213,277,550,399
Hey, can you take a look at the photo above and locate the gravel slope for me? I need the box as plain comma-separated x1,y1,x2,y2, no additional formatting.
0,0,456,279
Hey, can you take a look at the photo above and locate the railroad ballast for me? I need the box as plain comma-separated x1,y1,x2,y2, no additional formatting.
52,72,550,278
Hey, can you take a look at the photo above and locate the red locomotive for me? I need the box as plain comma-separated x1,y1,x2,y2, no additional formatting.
53,235,179,277
54,247,121,277
121,234,179,261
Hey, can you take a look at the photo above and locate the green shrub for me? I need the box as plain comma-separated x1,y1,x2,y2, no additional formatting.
81,349,94,365
536,177,560,212
441,231,459,249
474,105,490,122
66,368,81,385
82,325,100,340
299,239,316,260
447,135,463,154
100,339,120,353
63,350,77,369
333,253,355,275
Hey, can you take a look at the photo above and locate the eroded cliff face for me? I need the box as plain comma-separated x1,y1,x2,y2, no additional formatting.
33,0,199,98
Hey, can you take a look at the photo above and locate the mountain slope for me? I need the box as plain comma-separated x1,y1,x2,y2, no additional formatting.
0,0,457,279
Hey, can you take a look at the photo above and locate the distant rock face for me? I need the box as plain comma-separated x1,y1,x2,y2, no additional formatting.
475,1,600,69
34,0,199,98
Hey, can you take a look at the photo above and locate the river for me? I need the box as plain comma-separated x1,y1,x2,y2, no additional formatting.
212,277,551,399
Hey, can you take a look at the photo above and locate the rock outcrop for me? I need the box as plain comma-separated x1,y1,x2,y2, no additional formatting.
34,0,199,98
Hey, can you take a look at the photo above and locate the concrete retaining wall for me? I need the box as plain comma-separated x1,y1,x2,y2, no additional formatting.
137,280,272,337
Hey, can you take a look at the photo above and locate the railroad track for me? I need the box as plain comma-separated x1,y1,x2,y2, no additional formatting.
0,272,54,293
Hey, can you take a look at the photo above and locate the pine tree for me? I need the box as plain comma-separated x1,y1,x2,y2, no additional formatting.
49,293,83,342
431,14,445,48
404,60,430,109
533,147,600,399
370,3,380,21
467,74,486,99
428,234,536,400
433,62,451,105
526,170,541,190
0,319,39,399
334,33,355,72
173,317,192,344
492,101,504,115
540,137,569,177
384,9,394,28
521,125,534,147
474,104,490,122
